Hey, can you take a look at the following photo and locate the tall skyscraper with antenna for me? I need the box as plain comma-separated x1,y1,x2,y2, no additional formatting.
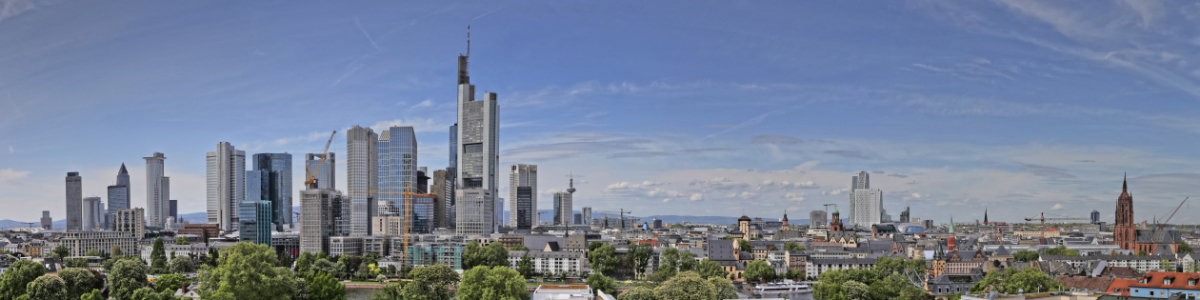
455,27,501,236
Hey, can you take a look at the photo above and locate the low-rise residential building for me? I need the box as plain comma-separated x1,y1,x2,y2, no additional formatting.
807,258,876,279
1128,271,1200,299
1040,255,1176,274
508,250,590,276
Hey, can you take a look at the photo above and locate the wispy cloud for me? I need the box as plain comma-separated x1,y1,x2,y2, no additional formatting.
0,0,34,23
0,168,30,183
354,17,382,53
824,150,870,159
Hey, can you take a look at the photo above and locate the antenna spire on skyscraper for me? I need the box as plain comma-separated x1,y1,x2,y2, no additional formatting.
467,25,470,57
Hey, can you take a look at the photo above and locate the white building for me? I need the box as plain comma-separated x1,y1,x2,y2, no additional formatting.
509,164,537,228
206,144,244,232
57,231,140,257
848,171,882,228
508,250,590,276
807,258,876,279
145,152,171,229
81,197,102,231
454,49,500,236
1039,254,1176,273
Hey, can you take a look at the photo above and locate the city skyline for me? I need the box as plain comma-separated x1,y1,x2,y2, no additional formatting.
6,1,1200,224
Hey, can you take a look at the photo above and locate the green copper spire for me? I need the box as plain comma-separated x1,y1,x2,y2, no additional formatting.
949,216,954,233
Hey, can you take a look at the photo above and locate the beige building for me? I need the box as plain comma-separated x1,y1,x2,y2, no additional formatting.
57,231,139,257
112,208,145,239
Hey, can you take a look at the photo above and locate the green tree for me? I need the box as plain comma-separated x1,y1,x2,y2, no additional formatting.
304,271,346,300
678,251,697,272
616,287,656,300
588,243,620,276
176,236,190,245
517,255,536,278
737,239,753,253
588,241,606,253
1160,260,1174,271
970,267,1061,294
1041,245,1079,256
110,258,150,300
296,252,315,274
484,242,510,268
403,264,459,300
170,255,196,274
511,245,530,251
112,244,124,257
369,282,406,300
1013,250,1039,262
710,277,738,299
0,259,46,300
654,271,715,300
629,244,655,277
337,256,354,280
1179,243,1194,254
25,275,67,300
155,273,189,293
1137,250,1149,256
744,260,775,282
198,242,299,300
84,248,104,257
65,258,90,268
587,273,617,297
313,259,339,278
458,266,527,300
51,245,70,258
80,289,103,300
462,241,484,270
151,238,168,274
843,280,869,300
59,268,101,300
784,242,805,251
695,259,728,280
129,287,168,300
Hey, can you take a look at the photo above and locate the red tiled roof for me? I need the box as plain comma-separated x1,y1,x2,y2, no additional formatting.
1129,271,1200,290
1107,278,1136,296
1055,275,1113,292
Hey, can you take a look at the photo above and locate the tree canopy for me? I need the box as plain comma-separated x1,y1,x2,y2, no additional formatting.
0,259,45,300
1013,250,1039,262
59,268,102,300
784,242,805,251
587,273,617,297
970,267,1062,294
462,242,510,270
654,271,716,300
457,266,528,300
25,275,67,300
1041,246,1079,256
695,259,728,280
588,243,621,277
743,260,775,282
813,257,928,300
151,237,168,273
109,257,151,300
198,242,299,300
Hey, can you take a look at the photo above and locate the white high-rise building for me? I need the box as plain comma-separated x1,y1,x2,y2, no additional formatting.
454,46,500,236
347,125,378,236
81,197,101,231
207,143,246,232
848,171,882,228
508,164,536,228
144,152,170,229
553,192,572,226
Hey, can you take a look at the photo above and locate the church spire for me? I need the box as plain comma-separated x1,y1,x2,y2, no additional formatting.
984,208,988,225
1123,172,1127,192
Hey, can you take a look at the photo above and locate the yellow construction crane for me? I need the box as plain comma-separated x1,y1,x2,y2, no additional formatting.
597,209,633,240
368,183,426,258
304,131,337,189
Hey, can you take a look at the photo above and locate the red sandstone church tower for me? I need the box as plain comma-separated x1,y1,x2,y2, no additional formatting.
1114,175,1136,251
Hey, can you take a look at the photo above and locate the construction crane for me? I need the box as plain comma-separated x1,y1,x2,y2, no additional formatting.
1025,212,1089,245
597,209,633,240
1155,197,1189,230
304,131,337,189
368,183,422,258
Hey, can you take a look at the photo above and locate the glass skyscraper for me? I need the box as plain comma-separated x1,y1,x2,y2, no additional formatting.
378,126,417,216
239,200,273,245
347,126,378,236
253,153,293,229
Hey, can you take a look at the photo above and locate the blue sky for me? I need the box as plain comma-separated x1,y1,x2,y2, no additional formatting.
2,0,1200,225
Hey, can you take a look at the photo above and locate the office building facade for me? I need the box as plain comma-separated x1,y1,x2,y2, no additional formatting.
144,152,170,229
207,143,245,232
40,211,51,230
347,125,378,236
246,169,267,201
508,164,536,228
848,171,883,228
413,194,436,234
82,197,102,231
112,208,145,240
453,46,501,236
515,187,533,230
252,153,293,229
300,189,341,255
305,153,335,190
106,164,131,228
582,207,592,227
810,210,828,228
378,126,417,217
553,192,572,226
432,169,451,229
239,200,273,245
66,172,82,231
